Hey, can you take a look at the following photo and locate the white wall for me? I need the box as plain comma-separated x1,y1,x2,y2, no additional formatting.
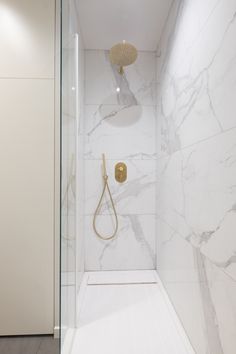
0,0,55,334
156,0,236,353
83,49,157,271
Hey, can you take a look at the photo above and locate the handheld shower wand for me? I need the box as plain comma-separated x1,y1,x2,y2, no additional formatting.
93,154,118,240
102,153,107,178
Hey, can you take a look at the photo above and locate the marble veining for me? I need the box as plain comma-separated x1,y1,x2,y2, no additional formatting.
106,51,138,106
195,250,224,354
157,128,236,280
84,104,156,160
85,214,156,271
97,214,156,271
157,1,236,157
156,0,236,353
84,49,157,270
127,214,156,266
85,159,156,216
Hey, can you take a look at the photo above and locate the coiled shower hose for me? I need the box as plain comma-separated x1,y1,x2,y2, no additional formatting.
93,154,118,240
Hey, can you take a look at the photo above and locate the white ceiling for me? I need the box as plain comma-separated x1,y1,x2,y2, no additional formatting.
77,0,173,51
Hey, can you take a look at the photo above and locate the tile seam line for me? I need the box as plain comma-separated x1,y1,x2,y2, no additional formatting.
156,125,236,161
156,215,236,283
0,77,54,80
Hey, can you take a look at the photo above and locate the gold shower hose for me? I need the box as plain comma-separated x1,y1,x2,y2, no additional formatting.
93,154,118,240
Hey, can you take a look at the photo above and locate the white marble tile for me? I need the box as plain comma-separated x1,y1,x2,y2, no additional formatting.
178,0,236,132
85,50,156,106
84,104,156,160
83,48,157,272
61,215,76,273
76,211,85,291
61,137,76,171
85,214,156,271
156,2,236,353
85,159,156,215
61,156,76,216
156,221,222,353
157,0,236,155
85,50,116,105
125,51,157,106
159,71,223,154
156,217,199,283
157,0,223,82
205,259,236,354
201,212,236,279
181,0,236,79
157,128,236,278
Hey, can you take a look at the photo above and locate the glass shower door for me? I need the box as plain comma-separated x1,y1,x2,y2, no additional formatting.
60,0,84,351
60,6,77,351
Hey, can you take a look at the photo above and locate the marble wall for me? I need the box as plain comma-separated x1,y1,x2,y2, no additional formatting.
84,49,157,270
156,0,236,353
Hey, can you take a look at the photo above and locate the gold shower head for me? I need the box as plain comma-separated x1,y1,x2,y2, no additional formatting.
109,40,138,74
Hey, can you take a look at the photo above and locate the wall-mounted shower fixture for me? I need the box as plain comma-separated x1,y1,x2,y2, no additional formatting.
93,154,118,240
115,162,127,183
109,40,138,74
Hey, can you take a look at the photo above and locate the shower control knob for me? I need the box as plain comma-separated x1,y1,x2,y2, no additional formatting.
115,162,127,183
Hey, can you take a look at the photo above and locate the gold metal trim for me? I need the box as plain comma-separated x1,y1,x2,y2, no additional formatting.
115,162,127,183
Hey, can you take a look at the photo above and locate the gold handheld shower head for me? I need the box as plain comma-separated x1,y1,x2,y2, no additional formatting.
109,41,138,74
93,154,118,241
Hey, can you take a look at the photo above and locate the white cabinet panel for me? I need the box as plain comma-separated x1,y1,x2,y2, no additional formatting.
0,79,54,334
0,0,55,78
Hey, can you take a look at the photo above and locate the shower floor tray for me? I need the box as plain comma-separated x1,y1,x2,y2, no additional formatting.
66,271,195,354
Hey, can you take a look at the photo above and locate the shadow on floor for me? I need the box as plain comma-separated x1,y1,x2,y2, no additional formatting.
0,335,59,354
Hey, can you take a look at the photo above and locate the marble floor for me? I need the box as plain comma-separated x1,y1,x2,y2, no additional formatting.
67,271,195,354
0,335,59,354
